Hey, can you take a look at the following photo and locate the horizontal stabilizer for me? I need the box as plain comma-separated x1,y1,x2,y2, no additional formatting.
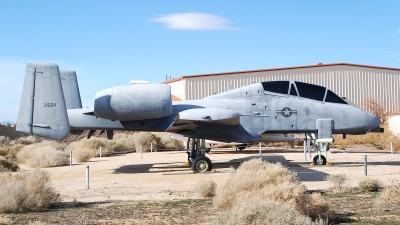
16,63,70,140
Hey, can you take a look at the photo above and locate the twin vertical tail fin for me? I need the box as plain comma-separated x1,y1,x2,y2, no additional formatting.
16,63,70,140
60,70,82,109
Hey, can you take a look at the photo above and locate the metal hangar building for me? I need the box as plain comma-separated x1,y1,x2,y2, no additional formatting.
163,63,400,114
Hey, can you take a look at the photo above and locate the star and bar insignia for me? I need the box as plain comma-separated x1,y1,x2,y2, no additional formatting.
276,107,297,118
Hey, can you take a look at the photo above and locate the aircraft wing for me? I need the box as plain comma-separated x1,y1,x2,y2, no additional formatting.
166,108,240,134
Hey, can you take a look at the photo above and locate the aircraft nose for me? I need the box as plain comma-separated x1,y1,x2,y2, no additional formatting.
366,113,381,130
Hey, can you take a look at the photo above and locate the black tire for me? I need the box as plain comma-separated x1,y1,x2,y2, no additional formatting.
192,156,212,172
313,155,327,165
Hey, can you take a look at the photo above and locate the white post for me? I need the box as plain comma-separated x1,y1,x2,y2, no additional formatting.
151,142,153,152
303,140,307,161
391,142,393,154
69,150,72,166
307,140,311,159
259,142,262,156
140,146,143,159
364,155,367,176
99,146,102,158
86,166,89,189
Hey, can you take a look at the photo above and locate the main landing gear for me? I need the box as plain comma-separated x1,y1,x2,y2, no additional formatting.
304,133,330,165
186,138,212,172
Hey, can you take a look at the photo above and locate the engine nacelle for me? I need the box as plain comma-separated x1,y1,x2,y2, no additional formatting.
94,84,173,121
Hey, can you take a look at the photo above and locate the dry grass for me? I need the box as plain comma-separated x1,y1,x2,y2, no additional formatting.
0,169,60,213
28,221,49,225
0,135,32,159
16,141,69,168
213,158,330,222
332,123,400,151
380,179,400,202
69,137,125,162
114,132,183,152
358,178,383,192
195,179,217,198
212,199,326,225
326,174,348,193
0,156,19,172
152,132,184,149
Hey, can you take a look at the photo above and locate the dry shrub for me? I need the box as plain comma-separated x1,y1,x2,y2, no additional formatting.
0,135,26,159
0,136,10,145
0,156,19,172
132,132,156,152
213,158,330,221
358,178,383,192
326,174,347,193
28,221,49,225
16,141,69,168
0,169,60,213
152,132,183,149
363,99,388,124
114,133,136,150
195,179,217,197
212,198,326,225
70,137,124,162
380,179,400,202
15,136,37,145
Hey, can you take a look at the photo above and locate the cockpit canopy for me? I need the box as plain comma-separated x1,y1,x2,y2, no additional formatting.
261,81,347,104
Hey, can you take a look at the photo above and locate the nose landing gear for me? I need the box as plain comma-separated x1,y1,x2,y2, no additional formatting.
186,138,212,172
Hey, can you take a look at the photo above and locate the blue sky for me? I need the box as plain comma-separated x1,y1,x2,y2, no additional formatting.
0,1,399,122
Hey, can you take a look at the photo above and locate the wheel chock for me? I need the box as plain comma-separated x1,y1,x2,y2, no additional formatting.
211,169,216,173
310,163,315,167
326,161,332,166
184,161,189,166
189,170,194,174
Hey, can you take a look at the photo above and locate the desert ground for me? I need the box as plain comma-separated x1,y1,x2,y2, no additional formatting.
39,147,400,203
1,146,400,224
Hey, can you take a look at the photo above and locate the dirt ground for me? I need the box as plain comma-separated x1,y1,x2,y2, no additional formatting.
1,147,400,224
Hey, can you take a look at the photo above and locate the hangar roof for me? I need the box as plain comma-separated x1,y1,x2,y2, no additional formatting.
162,62,400,84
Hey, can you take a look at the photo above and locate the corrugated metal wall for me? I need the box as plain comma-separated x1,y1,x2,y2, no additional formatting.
183,65,400,113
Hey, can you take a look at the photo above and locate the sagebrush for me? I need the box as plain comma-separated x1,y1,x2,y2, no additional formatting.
195,179,217,198
213,158,330,221
380,179,400,202
0,156,19,172
0,169,60,213
0,135,36,159
70,137,124,162
212,199,326,225
16,141,69,168
326,174,347,193
358,178,383,192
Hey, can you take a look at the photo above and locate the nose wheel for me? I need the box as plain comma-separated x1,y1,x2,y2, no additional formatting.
192,156,212,172
313,155,327,165
186,138,213,172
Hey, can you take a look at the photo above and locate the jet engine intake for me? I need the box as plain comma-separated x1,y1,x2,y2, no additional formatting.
94,84,172,121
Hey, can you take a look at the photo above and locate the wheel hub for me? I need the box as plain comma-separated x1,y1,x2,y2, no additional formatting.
196,160,208,172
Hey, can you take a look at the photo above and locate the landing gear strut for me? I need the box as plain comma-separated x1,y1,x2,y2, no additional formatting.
186,138,212,172
305,133,330,165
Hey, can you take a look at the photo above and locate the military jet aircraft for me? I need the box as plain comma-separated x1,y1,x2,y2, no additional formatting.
16,63,383,172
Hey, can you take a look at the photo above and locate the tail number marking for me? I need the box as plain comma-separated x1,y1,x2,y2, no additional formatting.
43,103,57,107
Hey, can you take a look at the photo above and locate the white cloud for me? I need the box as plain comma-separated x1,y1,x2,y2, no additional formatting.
149,12,238,30
397,28,400,33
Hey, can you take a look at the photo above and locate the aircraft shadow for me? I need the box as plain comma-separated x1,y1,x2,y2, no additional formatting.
113,151,329,183
215,155,329,183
